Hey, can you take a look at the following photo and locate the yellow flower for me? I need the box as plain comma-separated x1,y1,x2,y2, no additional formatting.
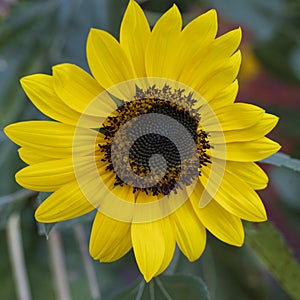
5,0,280,282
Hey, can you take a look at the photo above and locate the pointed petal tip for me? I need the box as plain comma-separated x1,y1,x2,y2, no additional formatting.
233,225,245,247
235,237,244,247
19,76,25,85
272,115,280,125
267,140,281,156
89,27,97,34
87,28,100,41
143,274,153,283
34,211,56,224
52,63,79,83
14,174,32,192
19,73,50,91
34,206,50,224
256,206,268,222
52,66,63,81
156,2,181,26
258,182,268,190
206,8,217,18
243,204,267,223
171,3,182,20
3,124,13,138
89,244,99,260
20,73,41,84
34,208,42,222
128,0,138,7
231,26,242,39
20,75,31,88
15,170,23,187
52,63,71,74
261,214,268,222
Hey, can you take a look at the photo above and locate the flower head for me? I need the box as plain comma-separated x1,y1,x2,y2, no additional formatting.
5,0,280,282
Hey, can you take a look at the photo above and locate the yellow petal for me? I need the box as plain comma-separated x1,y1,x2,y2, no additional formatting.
170,201,206,261
145,4,182,79
225,161,268,190
76,168,139,223
87,28,135,89
203,103,264,132
208,27,242,61
180,27,241,93
4,121,73,148
89,212,131,261
214,137,281,161
199,50,241,100
53,63,115,116
208,79,239,110
16,158,75,191
153,218,176,278
190,181,244,246
4,121,102,159
20,74,81,125
171,9,217,83
120,0,150,77
35,181,94,222
201,166,267,221
100,233,132,262
190,27,241,77
182,9,217,49
213,113,279,143
18,147,52,165
132,218,175,282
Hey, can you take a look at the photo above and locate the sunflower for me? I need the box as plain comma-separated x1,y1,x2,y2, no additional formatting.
5,0,280,282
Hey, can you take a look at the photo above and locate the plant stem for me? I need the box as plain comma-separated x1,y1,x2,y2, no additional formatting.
48,230,71,300
135,280,146,300
74,224,101,300
7,213,32,300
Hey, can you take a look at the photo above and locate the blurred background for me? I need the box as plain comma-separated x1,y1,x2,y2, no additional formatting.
0,0,299,299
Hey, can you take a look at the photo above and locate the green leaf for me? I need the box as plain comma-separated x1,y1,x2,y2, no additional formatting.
110,280,141,300
111,274,209,300
153,275,209,300
262,152,300,172
246,222,300,300
36,192,56,238
269,167,300,210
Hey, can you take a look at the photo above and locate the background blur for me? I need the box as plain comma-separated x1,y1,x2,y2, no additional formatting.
0,0,300,299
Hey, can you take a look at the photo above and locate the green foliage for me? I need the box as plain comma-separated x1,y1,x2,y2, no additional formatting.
111,274,209,300
36,192,55,238
270,167,300,211
263,152,300,172
246,222,300,300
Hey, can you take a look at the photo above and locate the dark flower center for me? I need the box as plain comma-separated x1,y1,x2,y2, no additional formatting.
99,85,211,196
